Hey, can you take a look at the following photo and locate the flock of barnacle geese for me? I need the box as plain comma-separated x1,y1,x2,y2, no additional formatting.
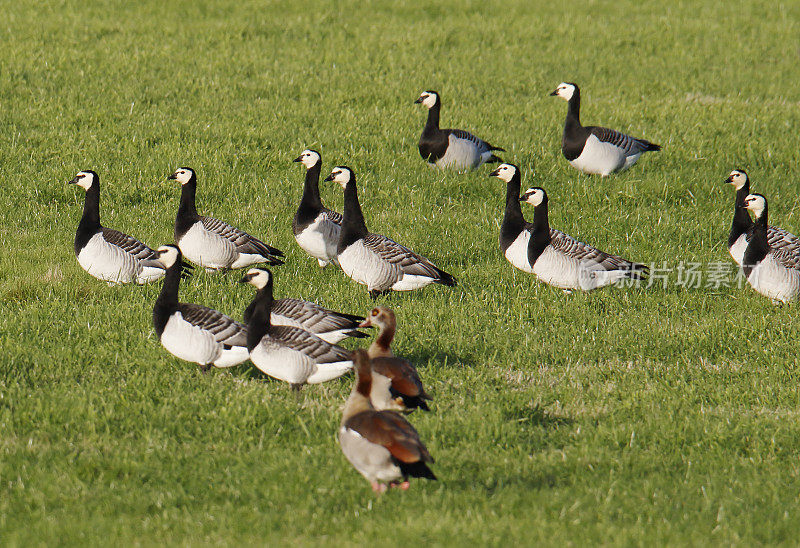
66,83,800,492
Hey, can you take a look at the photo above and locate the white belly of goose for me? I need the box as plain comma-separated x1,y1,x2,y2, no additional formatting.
338,426,402,483
295,215,340,265
504,230,535,273
160,312,222,365
729,234,749,265
391,273,436,291
569,135,628,176
178,222,236,269
77,232,139,284
747,255,800,303
434,135,481,171
250,341,317,384
338,241,400,291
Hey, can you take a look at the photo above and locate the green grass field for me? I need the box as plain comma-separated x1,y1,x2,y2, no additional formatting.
3,0,800,544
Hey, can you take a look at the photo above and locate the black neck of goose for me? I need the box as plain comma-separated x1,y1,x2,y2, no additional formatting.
153,260,182,337
339,178,369,251
246,282,273,352
743,205,769,273
565,89,582,130
299,161,324,212
532,195,550,234
75,182,101,254
175,175,199,238
499,173,524,250
425,100,441,130
177,176,199,220
729,182,753,248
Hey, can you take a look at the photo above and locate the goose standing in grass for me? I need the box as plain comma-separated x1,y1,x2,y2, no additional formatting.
360,306,431,412
241,268,353,388
339,349,436,493
325,166,457,298
742,194,800,304
169,167,284,270
152,245,249,370
69,170,166,285
550,83,660,176
725,169,799,265
292,149,342,267
415,90,504,171
491,163,647,290
242,268,368,344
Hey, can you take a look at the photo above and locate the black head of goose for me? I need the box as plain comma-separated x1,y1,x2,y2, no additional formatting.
152,244,248,370
324,166,457,297
549,82,660,176
68,170,165,285
339,349,436,492
240,267,354,387
168,167,284,270
292,149,342,267
415,90,504,171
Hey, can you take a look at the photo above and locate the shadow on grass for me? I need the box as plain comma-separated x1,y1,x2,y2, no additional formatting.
502,404,575,430
403,349,479,370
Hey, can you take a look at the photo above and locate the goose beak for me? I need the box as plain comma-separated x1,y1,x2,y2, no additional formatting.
67,177,79,185
238,274,253,284
414,97,423,104
292,156,303,163
358,317,372,328
323,174,334,182
488,168,500,177
518,195,527,201
724,175,734,184
549,89,559,96
167,173,177,180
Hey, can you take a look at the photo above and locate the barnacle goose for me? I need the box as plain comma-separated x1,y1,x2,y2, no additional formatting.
324,166,457,298
742,193,800,304
415,90,504,171
725,169,799,265
241,268,353,388
69,170,166,285
292,149,342,267
152,245,249,370
339,349,436,493
550,83,661,176
241,269,368,344
490,163,647,290
360,306,432,413
169,167,284,270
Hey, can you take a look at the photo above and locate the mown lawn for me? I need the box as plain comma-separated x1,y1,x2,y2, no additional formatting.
2,0,800,545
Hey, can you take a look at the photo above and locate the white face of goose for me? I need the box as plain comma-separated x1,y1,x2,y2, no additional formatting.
416,91,438,109
726,170,748,190
243,268,271,289
744,194,766,218
155,245,180,268
521,188,545,206
170,168,194,185
490,163,517,183
296,149,321,169
551,82,576,101
327,167,352,189
70,171,96,190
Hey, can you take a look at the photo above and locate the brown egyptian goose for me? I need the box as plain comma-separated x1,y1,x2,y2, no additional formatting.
339,349,436,492
360,307,432,412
